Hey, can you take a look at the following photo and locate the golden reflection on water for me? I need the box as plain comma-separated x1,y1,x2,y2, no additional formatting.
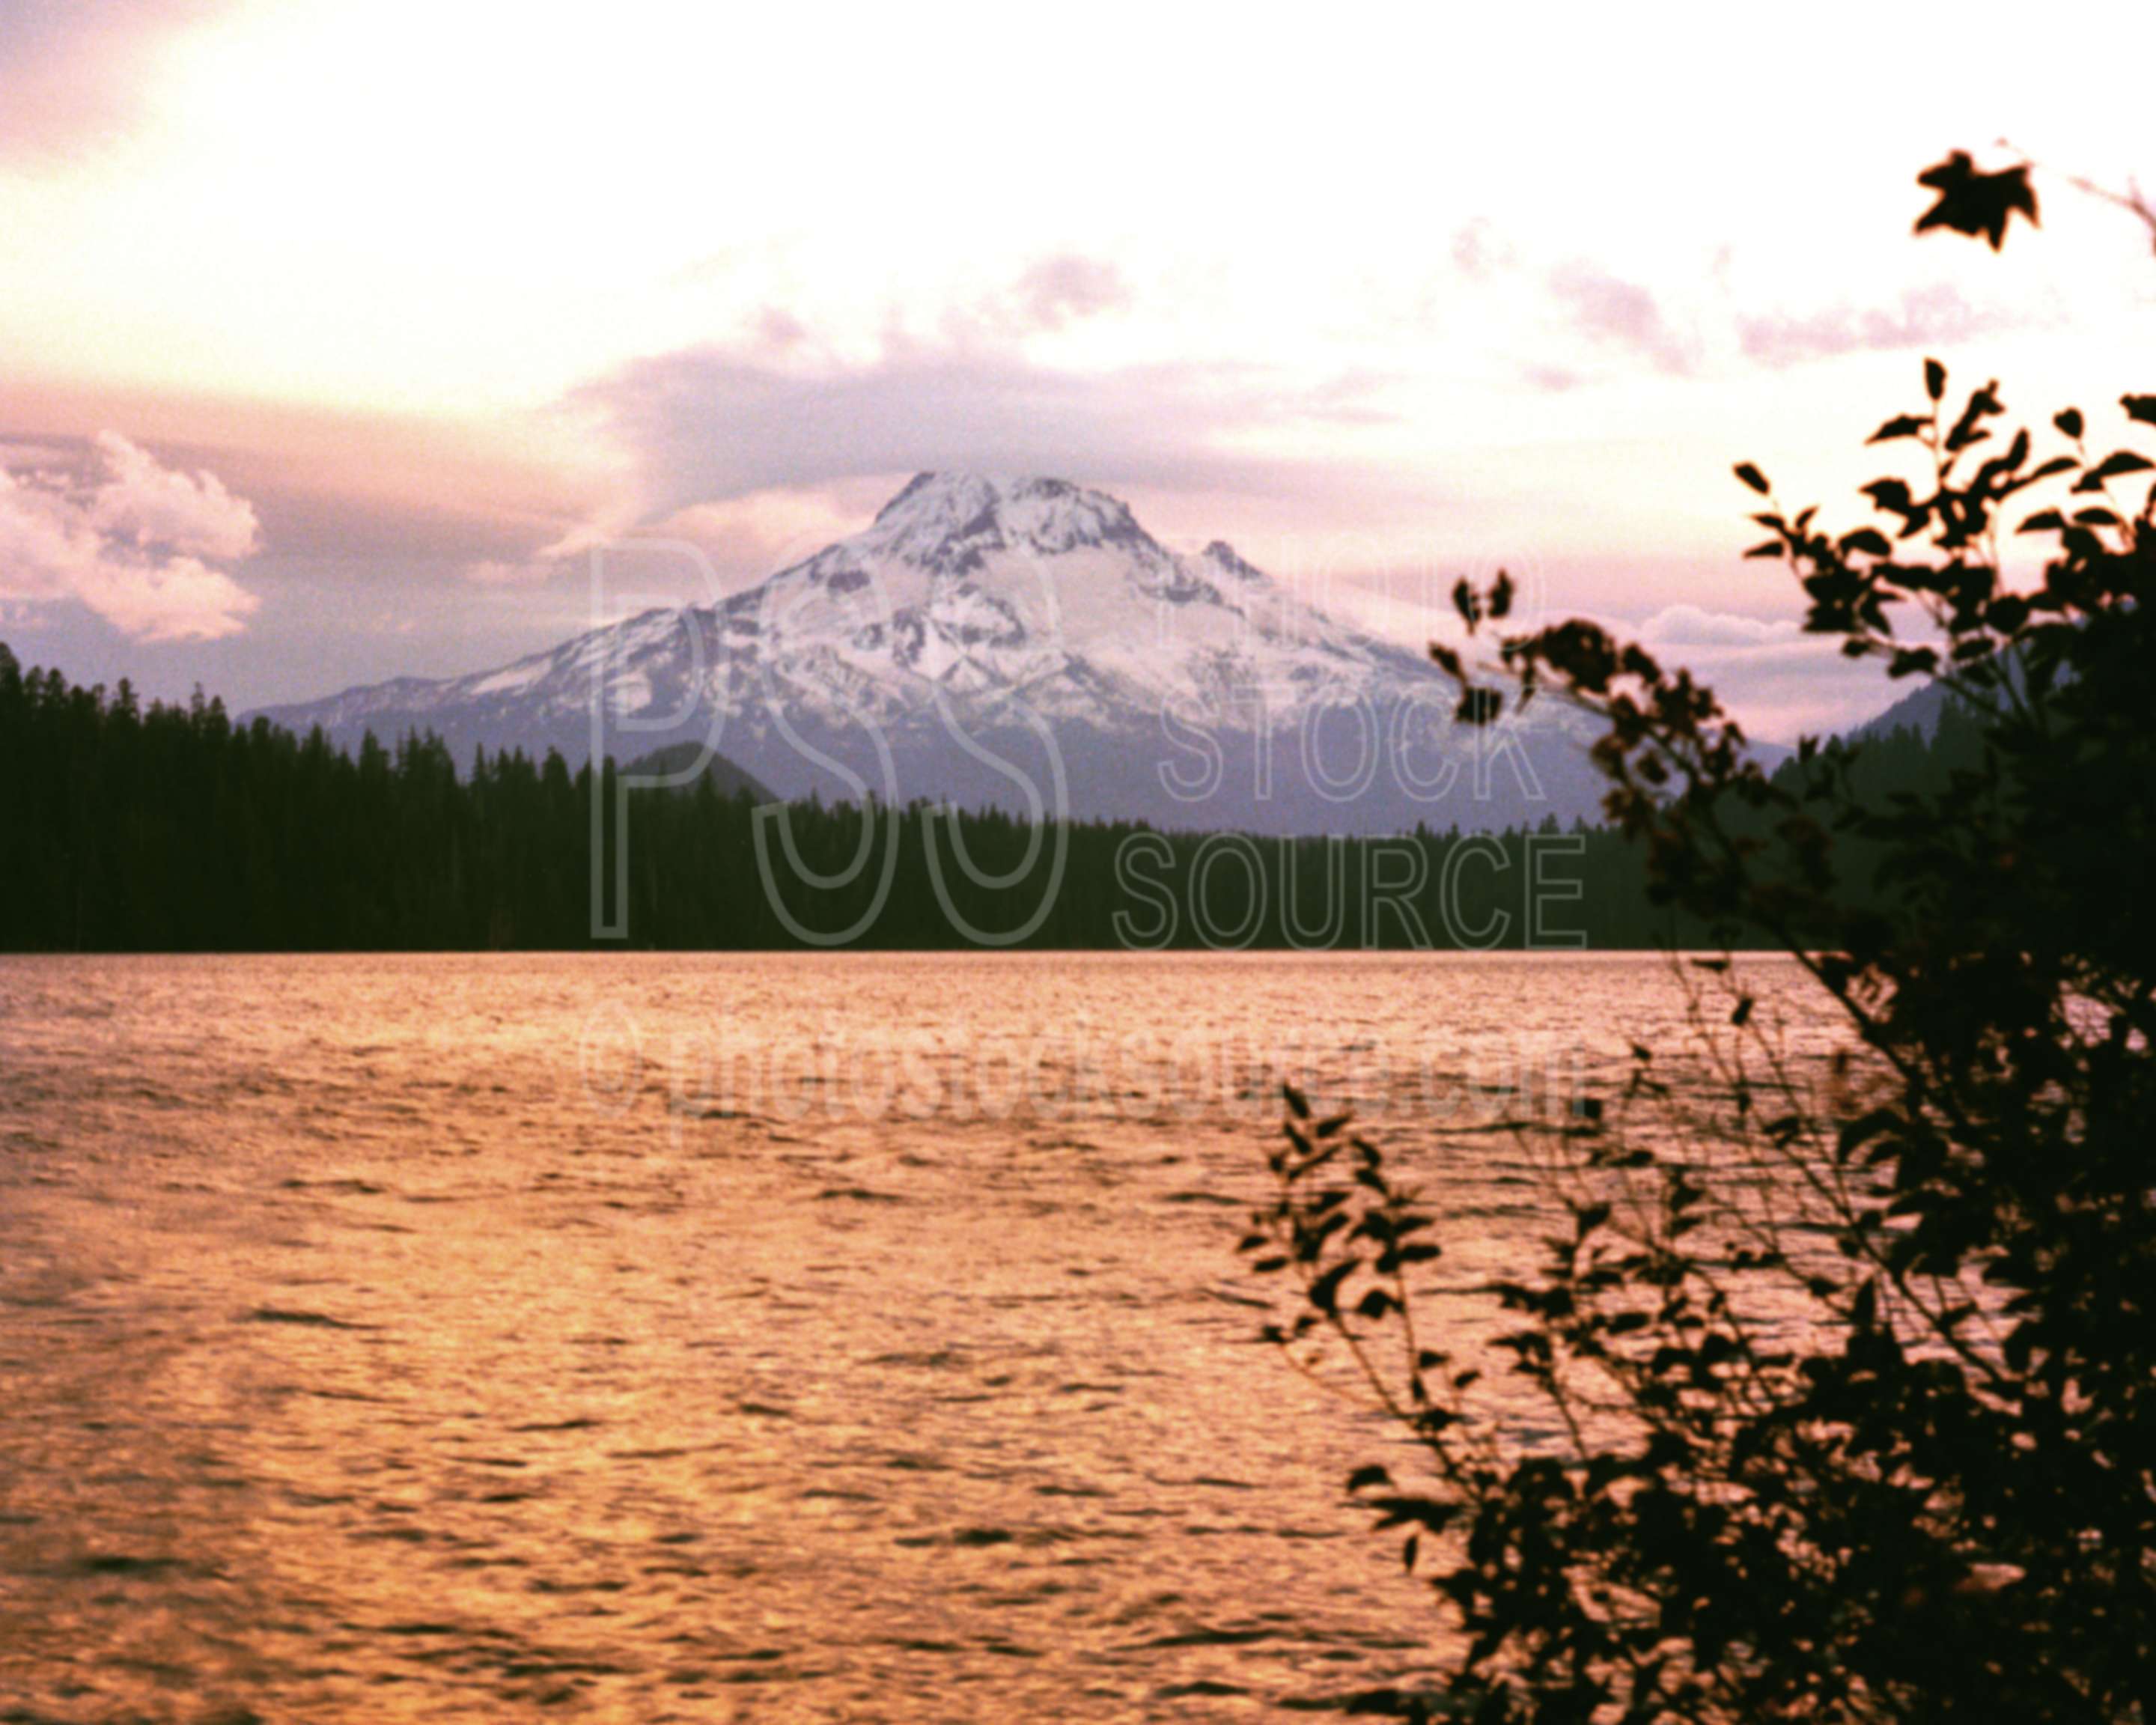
0,952,1832,1721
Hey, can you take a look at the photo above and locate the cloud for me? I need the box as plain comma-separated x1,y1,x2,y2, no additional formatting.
937,255,1135,342
645,487,883,578
555,338,1399,537
1738,284,2026,369
1520,363,1583,394
752,306,811,354
1629,603,1885,739
85,430,260,561
0,1,233,162
4,381,600,568
1451,219,1514,280
1638,602,1797,648
573,256,1148,546
1547,263,1696,377
0,433,261,639
1007,255,1133,332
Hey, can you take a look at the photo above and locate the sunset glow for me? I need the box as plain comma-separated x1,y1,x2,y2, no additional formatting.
1,0,2149,734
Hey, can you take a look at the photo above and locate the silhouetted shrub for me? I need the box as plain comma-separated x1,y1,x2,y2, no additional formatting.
1243,156,2156,1721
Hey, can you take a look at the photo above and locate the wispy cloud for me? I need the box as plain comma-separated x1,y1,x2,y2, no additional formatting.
1639,603,1797,648
1520,363,1583,394
1738,284,2027,369
1630,603,1880,739
749,306,812,356
0,384,600,569
1451,219,1514,281
554,335,1400,544
925,254,1137,344
1005,255,1133,332
1547,263,1697,378
0,432,261,639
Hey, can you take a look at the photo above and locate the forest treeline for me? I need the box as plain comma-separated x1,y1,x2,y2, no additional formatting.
0,643,1978,952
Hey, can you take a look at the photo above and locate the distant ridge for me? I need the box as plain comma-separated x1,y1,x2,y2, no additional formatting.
619,741,774,803
1845,645,2026,741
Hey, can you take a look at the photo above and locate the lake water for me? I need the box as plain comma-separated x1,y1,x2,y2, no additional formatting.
0,952,1837,1722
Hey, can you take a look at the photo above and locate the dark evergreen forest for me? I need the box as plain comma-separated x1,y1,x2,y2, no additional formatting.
0,643,1976,952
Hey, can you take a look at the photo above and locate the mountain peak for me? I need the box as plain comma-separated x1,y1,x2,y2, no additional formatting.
251,466,1630,833
863,472,1154,569
874,470,1085,517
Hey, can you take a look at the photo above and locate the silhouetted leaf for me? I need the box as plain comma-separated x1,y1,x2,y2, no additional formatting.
1914,150,2038,251
1870,414,1928,444
2089,450,2154,484
1308,1260,1355,1316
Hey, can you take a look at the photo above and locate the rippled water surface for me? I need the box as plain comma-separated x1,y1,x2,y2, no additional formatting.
0,952,1833,1722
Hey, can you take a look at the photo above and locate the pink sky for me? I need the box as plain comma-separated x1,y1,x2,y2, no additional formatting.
1,0,2149,738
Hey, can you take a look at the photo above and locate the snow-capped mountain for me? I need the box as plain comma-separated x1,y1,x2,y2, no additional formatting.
253,474,1612,833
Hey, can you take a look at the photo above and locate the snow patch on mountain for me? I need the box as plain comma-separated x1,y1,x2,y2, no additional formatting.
253,473,1610,832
